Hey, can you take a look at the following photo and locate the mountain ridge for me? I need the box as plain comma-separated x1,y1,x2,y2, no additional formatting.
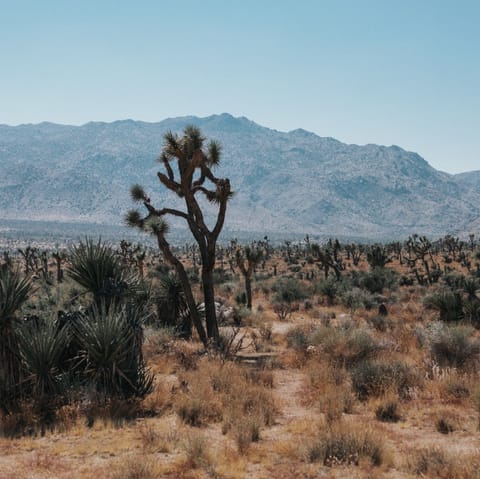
0,114,479,240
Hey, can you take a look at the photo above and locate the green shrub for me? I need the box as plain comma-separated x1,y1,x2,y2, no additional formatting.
272,277,309,303
351,360,417,400
424,290,463,322
312,327,381,368
430,325,480,369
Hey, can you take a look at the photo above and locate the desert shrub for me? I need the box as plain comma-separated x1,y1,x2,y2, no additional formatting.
305,423,384,467
435,416,456,434
181,431,211,469
285,323,320,352
273,301,299,321
444,380,470,402
369,314,392,332
316,278,338,305
375,399,401,423
108,457,157,479
424,289,463,322
409,447,450,476
272,277,310,303
430,325,480,370
409,447,480,478
312,326,381,368
212,269,232,285
351,359,417,400
0,402,38,438
176,381,222,427
232,414,262,454
443,273,466,289
351,268,398,294
176,360,276,431
303,361,354,419
235,291,247,305
339,287,375,312
464,299,480,327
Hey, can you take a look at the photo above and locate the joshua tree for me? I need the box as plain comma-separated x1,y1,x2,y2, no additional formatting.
52,249,67,283
126,126,232,346
235,246,263,310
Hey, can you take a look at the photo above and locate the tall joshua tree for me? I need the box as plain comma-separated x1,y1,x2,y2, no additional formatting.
126,126,232,346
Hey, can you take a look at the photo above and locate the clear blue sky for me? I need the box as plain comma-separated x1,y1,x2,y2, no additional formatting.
1,0,479,173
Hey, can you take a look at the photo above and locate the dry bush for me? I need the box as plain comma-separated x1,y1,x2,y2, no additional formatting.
244,367,274,388
471,383,480,430
175,359,277,431
83,398,140,429
303,361,355,421
285,321,381,369
138,422,179,453
429,407,463,434
107,456,158,479
438,372,471,401
375,398,401,423
0,404,38,438
351,359,418,400
181,431,211,469
232,414,262,454
408,446,480,478
303,422,385,467
53,403,81,433
251,322,274,352
27,451,67,472
143,326,177,358
141,382,172,416
429,324,480,370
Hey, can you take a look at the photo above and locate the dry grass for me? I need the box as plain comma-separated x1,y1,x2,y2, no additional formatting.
407,446,480,478
302,421,386,467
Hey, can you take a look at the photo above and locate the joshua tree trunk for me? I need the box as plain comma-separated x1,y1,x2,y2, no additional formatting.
235,246,262,311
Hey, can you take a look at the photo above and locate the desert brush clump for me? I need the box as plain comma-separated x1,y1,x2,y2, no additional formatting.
375,398,401,423
175,360,277,433
408,446,480,478
428,323,480,370
304,422,385,467
351,359,418,400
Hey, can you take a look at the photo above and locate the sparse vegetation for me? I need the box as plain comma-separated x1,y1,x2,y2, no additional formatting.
2,213,480,478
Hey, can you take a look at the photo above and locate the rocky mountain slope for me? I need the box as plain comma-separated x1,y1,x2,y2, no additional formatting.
0,114,479,239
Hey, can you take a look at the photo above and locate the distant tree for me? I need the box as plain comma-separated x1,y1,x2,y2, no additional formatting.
235,246,263,309
52,249,67,283
366,245,390,270
126,126,232,346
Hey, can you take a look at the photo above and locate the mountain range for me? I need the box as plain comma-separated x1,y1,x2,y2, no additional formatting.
0,113,479,240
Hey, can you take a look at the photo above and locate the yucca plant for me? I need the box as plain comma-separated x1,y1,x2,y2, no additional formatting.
17,319,68,401
76,304,153,400
463,277,480,301
0,268,32,412
67,238,139,309
424,289,463,322
156,272,191,337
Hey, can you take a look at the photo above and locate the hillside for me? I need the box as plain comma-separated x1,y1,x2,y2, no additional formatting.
0,114,479,239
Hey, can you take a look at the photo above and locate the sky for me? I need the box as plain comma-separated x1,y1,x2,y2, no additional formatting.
1,0,479,174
